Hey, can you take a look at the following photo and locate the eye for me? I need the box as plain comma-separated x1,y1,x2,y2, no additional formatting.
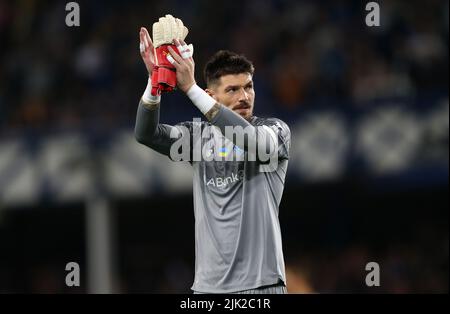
245,85,253,91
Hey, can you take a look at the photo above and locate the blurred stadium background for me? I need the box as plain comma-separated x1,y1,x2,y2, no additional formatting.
0,0,448,293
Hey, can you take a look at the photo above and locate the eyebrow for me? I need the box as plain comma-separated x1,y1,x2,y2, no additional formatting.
224,81,253,90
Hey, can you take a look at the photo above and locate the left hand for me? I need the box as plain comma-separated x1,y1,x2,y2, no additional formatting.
167,39,196,93
139,27,155,75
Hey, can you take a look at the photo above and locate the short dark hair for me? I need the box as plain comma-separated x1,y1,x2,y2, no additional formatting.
204,50,255,87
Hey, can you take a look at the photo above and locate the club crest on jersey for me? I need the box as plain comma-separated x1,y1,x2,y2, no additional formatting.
233,145,243,156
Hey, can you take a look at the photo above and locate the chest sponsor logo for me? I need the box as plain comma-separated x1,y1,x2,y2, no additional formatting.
206,171,244,188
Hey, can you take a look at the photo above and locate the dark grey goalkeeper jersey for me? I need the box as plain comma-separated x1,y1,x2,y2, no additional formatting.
135,101,291,293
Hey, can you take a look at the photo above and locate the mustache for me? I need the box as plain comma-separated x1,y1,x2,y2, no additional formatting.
233,102,251,110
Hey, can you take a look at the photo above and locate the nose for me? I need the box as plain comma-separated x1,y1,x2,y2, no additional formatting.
238,88,249,102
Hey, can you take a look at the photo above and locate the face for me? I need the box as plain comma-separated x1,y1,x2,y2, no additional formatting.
207,73,255,120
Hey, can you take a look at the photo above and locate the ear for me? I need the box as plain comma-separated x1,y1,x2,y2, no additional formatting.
205,88,217,100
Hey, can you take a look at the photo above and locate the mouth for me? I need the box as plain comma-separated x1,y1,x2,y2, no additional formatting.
234,108,250,116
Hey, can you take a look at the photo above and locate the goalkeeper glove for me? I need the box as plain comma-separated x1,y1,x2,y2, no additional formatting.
151,14,188,95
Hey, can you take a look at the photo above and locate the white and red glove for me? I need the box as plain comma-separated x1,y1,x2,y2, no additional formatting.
151,14,192,95
140,15,194,104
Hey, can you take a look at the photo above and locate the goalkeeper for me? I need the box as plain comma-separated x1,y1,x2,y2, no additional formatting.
135,15,291,294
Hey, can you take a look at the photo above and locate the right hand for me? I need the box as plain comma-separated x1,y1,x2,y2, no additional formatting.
167,39,196,93
139,27,155,75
